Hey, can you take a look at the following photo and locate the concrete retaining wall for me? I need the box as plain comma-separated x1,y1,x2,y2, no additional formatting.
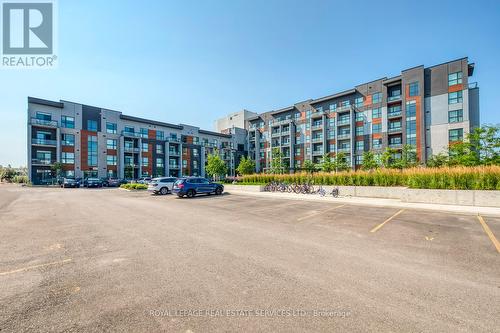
224,185,500,207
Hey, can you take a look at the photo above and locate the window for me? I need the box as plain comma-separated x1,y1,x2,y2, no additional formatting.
156,131,164,140
356,140,364,151
61,116,75,128
106,122,117,134
170,133,178,140
341,100,350,107
142,142,148,152
329,104,337,111
329,144,335,152
193,160,198,169
448,91,463,104
65,170,75,178
372,123,381,134
140,128,148,138
355,112,364,121
295,147,301,156
355,155,363,165
36,112,51,120
61,152,74,164
193,148,199,157
124,126,134,134
87,120,98,131
372,108,381,119
142,157,149,167
294,112,301,120
106,155,117,166
408,82,419,97
355,126,364,136
388,105,401,116
355,97,364,107
156,144,163,154
306,110,312,118
87,135,98,166
156,158,164,167
448,72,463,86
124,140,133,150
406,101,416,118
182,160,187,168
449,129,463,143
373,138,382,149
61,133,74,146
107,139,117,150
372,92,382,104
449,109,463,123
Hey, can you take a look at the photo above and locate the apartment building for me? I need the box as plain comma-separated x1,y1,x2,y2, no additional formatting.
241,57,479,172
27,98,244,185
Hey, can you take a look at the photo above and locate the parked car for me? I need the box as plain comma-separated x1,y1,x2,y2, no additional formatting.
137,177,152,184
100,178,110,187
148,177,177,195
75,178,83,187
61,178,79,188
107,178,123,187
172,177,224,198
84,178,103,188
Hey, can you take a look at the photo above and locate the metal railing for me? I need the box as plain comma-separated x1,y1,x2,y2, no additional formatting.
169,164,180,169
32,138,57,146
389,143,402,149
124,147,140,153
31,118,58,127
337,105,352,113
337,147,351,153
122,131,142,138
312,137,323,143
169,150,180,156
387,110,402,118
337,119,350,126
388,127,402,133
31,158,55,165
337,133,351,139
388,95,401,102
312,150,324,155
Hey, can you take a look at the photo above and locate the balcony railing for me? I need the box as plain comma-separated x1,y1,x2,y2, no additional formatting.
169,150,180,156
337,119,350,126
312,149,324,155
337,133,351,139
169,164,180,169
271,132,281,137
312,124,323,130
32,138,57,146
281,130,290,135
387,110,402,118
312,137,323,143
281,140,290,145
388,127,402,133
31,118,58,127
337,147,351,153
32,158,55,165
337,105,352,113
124,147,140,153
167,137,181,143
389,143,403,149
122,130,142,138
388,95,402,102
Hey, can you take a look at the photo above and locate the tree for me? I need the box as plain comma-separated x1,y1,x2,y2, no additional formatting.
269,148,284,174
236,156,255,175
319,154,335,172
51,162,63,180
124,164,134,179
448,141,479,166
302,159,316,173
468,125,500,165
381,148,399,169
0,165,16,182
426,153,449,168
361,151,379,171
333,152,350,172
398,144,418,169
205,150,227,180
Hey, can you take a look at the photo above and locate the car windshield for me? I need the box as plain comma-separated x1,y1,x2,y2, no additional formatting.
88,178,99,181
174,179,185,185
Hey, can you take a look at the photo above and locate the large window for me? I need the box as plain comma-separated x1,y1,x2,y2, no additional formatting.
156,131,164,141
449,129,463,143
106,122,117,134
355,97,364,107
124,126,134,134
61,116,75,128
372,108,381,119
448,109,463,123
372,123,381,134
140,128,148,138
87,135,98,166
107,139,117,150
87,120,98,132
355,112,364,121
142,157,149,167
373,138,382,149
356,140,364,151
355,126,364,136
156,144,163,154
106,155,117,166
448,72,463,86
341,100,350,107
61,152,74,164
141,142,148,152
408,82,419,97
372,92,382,104
61,133,74,146
448,91,463,104
156,158,164,168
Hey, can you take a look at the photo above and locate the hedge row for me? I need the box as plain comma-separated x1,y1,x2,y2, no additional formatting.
240,166,500,190
120,183,148,190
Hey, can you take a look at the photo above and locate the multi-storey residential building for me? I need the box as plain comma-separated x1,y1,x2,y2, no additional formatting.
27,98,245,185
241,57,479,172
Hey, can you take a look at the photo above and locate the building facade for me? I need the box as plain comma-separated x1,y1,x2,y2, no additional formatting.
27,98,244,185
241,57,479,172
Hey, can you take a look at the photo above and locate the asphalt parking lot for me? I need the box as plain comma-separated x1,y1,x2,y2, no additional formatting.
0,184,499,332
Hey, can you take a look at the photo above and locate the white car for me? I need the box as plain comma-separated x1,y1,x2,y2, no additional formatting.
147,177,177,195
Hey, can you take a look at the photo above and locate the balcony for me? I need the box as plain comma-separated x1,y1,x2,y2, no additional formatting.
281,140,290,145
387,95,402,102
281,130,290,135
169,164,180,169
312,137,323,143
271,132,281,137
122,130,142,138
124,147,140,153
312,149,324,155
169,150,180,156
32,138,57,146
32,158,55,165
31,118,57,127
337,133,351,140
167,137,181,143
249,136,256,141
271,142,280,147
388,127,402,133
387,110,402,118
337,147,351,153
389,143,403,149
311,123,323,130
337,105,352,113
337,119,350,126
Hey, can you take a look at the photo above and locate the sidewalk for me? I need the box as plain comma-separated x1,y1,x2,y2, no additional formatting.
226,189,500,216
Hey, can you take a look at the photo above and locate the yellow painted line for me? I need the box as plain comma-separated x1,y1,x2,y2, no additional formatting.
297,204,346,222
477,215,500,253
0,258,72,276
370,209,405,233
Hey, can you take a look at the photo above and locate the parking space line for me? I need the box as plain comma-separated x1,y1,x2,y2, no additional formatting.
0,258,72,276
477,215,500,253
370,209,405,233
296,204,346,222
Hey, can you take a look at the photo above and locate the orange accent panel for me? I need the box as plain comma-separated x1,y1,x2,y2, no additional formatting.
80,130,96,171
62,145,74,153
448,84,463,93
107,165,117,171
355,121,363,127
148,129,156,139
364,95,372,106
372,118,382,124
107,149,117,156
356,135,364,141
372,133,382,139
62,164,74,171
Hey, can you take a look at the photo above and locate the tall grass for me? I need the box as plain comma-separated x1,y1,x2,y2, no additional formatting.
240,166,500,190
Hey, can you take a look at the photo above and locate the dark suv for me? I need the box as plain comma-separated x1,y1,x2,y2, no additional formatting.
172,177,224,198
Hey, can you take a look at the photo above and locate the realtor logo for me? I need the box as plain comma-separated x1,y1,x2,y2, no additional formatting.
1,0,57,68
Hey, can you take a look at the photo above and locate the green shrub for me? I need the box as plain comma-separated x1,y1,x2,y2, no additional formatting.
120,183,147,190
238,166,500,190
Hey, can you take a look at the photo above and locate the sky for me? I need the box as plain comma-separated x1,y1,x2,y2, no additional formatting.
1,0,499,167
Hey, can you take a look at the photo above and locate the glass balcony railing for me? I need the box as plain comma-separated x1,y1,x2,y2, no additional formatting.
388,95,402,102
337,147,351,153
31,118,58,127
389,143,403,149
124,147,140,153
337,105,352,113
337,119,350,126
388,127,402,133
312,149,324,155
32,138,57,146
167,137,181,143
169,150,180,156
122,130,142,138
337,133,351,139
169,164,180,169
387,110,402,118
312,137,323,143
32,158,55,165
271,132,281,137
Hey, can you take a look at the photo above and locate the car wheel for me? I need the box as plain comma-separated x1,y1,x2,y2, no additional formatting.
160,187,168,195
186,189,195,198
177,194,184,198
215,187,223,195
